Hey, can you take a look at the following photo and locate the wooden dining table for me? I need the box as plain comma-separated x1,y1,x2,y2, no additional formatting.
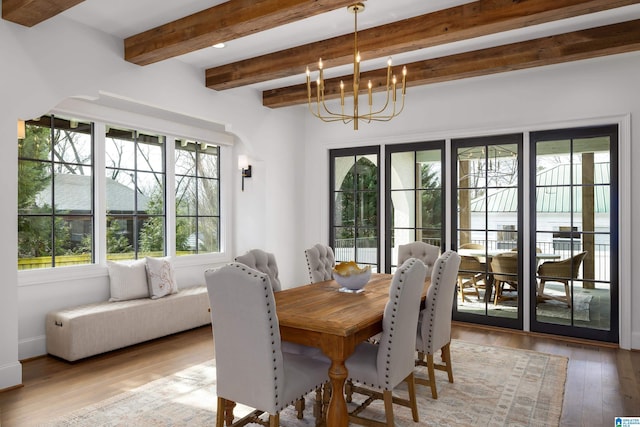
274,273,430,427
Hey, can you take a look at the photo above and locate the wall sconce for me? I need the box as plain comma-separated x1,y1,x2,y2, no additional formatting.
238,155,252,191
17,120,25,140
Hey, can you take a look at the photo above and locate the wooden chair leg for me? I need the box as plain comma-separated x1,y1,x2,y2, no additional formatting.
426,353,438,399
345,379,353,403
494,280,502,305
563,280,572,308
457,277,465,301
295,397,305,419
382,390,395,427
471,276,481,300
406,372,419,422
221,397,236,427
269,413,279,427
442,342,454,383
322,382,331,418
313,386,323,422
216,397,226,427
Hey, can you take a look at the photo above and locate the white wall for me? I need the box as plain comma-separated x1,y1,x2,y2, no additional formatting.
1,10,638,391
302,52,640,349
0,16,305,389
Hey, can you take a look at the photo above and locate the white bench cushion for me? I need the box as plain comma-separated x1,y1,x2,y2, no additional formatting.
46,285,211,361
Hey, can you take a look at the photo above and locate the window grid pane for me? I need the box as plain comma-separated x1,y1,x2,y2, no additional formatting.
175,140,220,256
106,127,165,260
18,115,94,269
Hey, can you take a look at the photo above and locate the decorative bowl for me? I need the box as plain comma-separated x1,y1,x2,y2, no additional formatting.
333,261,371,292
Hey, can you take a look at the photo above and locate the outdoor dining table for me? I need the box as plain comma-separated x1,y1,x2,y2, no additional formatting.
274,272,430,427
458,248,561,261
457,248,561,302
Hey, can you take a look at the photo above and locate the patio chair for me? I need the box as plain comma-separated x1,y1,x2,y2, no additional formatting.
537,251,588,308
457,243,487,302
490,252,519,305
457,256,485,301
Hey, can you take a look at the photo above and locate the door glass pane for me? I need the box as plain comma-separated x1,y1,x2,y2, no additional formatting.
390,152,414,190
387,144,444,271
334,157,355,190
334,192,354,227
357,192,377,227
391,190,416,229
419,190,442,229
331,149,379,271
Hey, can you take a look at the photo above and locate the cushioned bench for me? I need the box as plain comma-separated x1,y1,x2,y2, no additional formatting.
46,285,211,362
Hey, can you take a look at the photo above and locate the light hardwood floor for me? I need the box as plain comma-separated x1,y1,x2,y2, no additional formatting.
0,323,638,426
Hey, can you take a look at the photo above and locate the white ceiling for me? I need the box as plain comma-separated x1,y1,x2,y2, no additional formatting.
59,0,640,92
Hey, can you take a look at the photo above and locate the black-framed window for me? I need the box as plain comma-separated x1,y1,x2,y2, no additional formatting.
105,126,165,260
385,141,445,272
18,115,94,269
330,146,380,272
175,140,220,255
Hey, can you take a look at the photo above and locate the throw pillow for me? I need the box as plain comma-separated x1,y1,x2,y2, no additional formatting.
146,256,179,299
107,259,150,302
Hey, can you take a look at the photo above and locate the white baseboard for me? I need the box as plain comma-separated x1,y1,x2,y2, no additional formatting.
631,331,640,351
0,361,22,391
19,335,46,360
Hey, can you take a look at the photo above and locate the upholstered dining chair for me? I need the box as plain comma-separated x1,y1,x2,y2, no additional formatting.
490,252,519,305
236,249,320,360
304,243,335,283
415,250,461,399
537,251,588,308
397,241,440,276
235,249,281,292
343,258,427,426
205,263,330,427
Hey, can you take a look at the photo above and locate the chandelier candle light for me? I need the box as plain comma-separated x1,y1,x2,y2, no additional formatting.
306,2,407,130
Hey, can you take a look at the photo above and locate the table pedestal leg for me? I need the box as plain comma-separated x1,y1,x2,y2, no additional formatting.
326,359,349,427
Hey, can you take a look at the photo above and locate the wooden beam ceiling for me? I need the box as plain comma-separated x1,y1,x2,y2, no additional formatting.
206,0,640,90
5,0,640,109
2,0,84,27
124,0,355,66
263,19,640,108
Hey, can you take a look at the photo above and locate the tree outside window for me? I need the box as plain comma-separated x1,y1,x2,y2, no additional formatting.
175,140,220,255
105,127,165,260
18,116,94,269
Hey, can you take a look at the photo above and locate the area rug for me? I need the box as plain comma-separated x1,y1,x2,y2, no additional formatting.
459,285,592,321
42,340,567,427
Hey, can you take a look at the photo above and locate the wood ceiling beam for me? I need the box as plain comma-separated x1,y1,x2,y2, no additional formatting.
124,0,355,66
2,0,84,27
207,0,640,90
263,19,640,108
